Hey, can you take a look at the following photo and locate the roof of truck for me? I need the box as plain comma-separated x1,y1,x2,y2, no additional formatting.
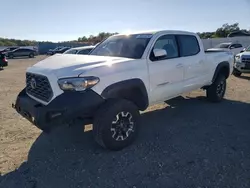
114,30,196,36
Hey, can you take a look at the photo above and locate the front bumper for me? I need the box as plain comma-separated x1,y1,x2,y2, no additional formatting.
234,62,250,73
12,88,104,132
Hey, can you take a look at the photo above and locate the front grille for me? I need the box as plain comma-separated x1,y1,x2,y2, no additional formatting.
26,73,53,102
242,56,250,64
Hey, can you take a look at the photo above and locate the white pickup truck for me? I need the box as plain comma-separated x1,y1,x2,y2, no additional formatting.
232,45,250,76
12,30,234,150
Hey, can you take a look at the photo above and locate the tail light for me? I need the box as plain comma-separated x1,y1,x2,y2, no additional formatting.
3,57,7,62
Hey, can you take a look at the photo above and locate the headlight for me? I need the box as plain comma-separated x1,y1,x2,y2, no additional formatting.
235,55,241,62
58,76,99,91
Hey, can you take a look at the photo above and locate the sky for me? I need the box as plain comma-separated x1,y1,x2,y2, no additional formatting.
2,0,250,42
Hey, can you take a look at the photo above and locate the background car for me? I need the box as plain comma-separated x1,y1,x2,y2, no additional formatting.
47,47,71,55
63,46,95,55
0,53,8,68
6,48,37,59
54,47,71,54
213,42,245,55
46,47,63,55
0,47,19,54
233,44,250,77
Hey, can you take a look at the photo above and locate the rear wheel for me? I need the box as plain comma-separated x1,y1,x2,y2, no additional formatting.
232,68,242,77
93,99,140,151
29,53,34,58
8,54,14,59
206,74,226,103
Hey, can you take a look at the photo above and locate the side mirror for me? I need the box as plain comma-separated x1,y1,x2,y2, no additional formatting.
230,46,235,49
153,49,167,58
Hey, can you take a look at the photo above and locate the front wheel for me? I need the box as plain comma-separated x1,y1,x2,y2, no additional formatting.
29,53,34,58
93,99,140,151
232,68,242,77
8,54,14,59
206,74,226,103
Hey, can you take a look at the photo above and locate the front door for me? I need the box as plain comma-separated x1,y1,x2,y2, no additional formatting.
148,34,184,104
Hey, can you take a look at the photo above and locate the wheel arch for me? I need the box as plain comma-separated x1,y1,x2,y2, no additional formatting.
101,78,149,111
212,61,230,82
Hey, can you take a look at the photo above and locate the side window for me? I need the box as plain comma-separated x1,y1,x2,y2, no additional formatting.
78,49,91,55
15,49,22,52
177,35,200,57
150,35,178,61
232,44,242,48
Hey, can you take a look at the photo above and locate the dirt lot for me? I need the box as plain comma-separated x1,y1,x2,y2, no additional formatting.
0,56,250,188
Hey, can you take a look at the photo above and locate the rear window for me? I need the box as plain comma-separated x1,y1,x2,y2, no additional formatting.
177,35,200,57
215,43,231,48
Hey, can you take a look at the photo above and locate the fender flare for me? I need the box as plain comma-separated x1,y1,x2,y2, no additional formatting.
212,61,230,82
101,78,149,111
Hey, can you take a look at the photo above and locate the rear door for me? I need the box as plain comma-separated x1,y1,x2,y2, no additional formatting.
23,49,31,56
13,49,23,57
148,34,184,104
176,34,208,92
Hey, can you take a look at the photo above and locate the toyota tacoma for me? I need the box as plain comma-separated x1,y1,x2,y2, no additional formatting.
233,45,250,77
12,30,234,150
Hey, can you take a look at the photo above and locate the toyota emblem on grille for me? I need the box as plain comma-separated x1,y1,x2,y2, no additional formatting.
30,78,37,89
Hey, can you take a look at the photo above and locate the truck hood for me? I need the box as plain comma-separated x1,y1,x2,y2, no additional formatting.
238,51,250,56
27,54,133,78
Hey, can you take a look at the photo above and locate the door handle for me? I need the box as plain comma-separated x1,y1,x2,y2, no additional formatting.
176,64,183,68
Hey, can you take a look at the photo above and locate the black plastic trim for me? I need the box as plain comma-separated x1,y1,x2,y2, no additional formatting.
13,88,105,132
101,79,149,110
212,61,230,82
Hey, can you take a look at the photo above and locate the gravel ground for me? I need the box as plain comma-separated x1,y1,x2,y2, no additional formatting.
0,56,250,188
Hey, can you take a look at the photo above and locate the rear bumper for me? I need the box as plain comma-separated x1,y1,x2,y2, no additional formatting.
12,88,104,132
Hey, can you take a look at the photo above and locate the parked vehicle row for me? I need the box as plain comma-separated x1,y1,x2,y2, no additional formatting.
63,46,95,55
46,47,71,55
12,30,234,151
47,46,95,56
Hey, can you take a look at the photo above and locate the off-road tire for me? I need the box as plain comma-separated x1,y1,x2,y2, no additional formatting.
93,99,140,151
206,74,226,103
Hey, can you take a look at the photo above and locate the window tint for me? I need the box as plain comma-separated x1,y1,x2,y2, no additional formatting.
231,44,242,48
150,35,178,61
78,49,92,55
177,35,200,57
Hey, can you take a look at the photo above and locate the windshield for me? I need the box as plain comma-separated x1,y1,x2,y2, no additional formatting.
215,43,231,48
90,34,152,59
246,46,250,51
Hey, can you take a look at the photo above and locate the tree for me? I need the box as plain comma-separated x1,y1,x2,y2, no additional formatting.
214,23,240,38
198,23,243,39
